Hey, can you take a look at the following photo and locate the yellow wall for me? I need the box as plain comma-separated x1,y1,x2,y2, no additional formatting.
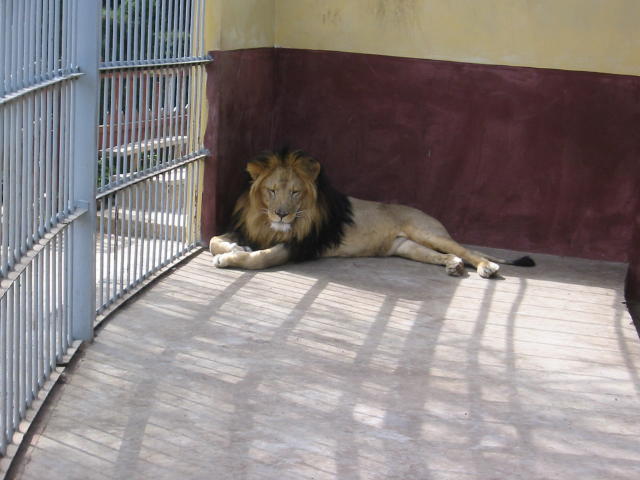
274,0,640,76
205,0,640,76
205,0,274,51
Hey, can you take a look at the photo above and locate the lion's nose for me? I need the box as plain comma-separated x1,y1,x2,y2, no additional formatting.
275,208,288,219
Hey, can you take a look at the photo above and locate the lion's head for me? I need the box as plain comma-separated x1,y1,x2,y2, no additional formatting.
231,150,353,260
233,150,326,248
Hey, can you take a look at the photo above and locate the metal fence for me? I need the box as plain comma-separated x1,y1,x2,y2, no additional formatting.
0,0,208,458
96,0,208,315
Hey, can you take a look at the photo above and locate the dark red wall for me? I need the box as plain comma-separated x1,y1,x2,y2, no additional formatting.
202,48,640,297
628,207,640,300
202,48,276,240
272,49,640,262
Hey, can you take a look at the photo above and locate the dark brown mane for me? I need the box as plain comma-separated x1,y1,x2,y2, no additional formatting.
230,150,353,261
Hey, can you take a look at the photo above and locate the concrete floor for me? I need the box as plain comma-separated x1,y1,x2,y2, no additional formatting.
8,248,640,479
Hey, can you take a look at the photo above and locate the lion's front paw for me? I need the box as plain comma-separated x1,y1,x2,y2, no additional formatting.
213,253,229,268
445,256,465,276
213,251,251,268
229,242,252,253
477,261,499,278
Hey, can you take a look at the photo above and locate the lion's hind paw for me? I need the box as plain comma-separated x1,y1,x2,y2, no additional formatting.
445,256,465,276
477,261,500,278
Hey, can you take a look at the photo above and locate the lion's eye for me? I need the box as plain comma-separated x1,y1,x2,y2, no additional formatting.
267,188,276,197
291,190,300,198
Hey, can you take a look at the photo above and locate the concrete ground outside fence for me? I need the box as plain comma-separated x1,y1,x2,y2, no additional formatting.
7,248,640,479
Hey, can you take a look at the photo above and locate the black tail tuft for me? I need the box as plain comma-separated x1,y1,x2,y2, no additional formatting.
512,256,535,267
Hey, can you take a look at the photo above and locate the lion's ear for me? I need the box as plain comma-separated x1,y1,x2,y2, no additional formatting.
295,156,321,182
246,157,271,181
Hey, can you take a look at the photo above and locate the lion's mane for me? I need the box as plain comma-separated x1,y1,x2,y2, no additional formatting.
230,150,354,262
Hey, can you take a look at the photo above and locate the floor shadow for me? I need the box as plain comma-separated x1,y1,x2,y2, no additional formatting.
10,249,640,480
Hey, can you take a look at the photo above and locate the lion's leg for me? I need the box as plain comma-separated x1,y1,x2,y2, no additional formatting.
209,233,252,255
213,244,289,270
403,227,499,278
391,239,465,276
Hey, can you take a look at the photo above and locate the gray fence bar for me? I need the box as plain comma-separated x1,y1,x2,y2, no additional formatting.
0,0,93,456
71,0,100,340
1,0,208,460
95,0,208,316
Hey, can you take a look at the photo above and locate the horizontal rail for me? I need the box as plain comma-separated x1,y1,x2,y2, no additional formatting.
99,55,212,72
0,208,87,299
0,70,83,106
96,150,208,200
99,135,187,156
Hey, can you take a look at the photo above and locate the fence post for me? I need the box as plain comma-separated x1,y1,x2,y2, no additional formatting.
70,0,101,340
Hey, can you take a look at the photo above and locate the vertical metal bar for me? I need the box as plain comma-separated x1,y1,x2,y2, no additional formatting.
44,86,53,230
70,0,100,340
65,81,73,215
146,71,158,171
100,76,109,189
37,246,44,387
66,227,74,335
113,192,120,299
17,80,25,258
26,262,33,405
184,0,193,61
7,287,15,429
25,0,35,248
127,0,133,63
107,74,117,190
53,0,61,72
37,90,46,238
159,171,167,265
49,235,56,371
132,183,140,287
165,69,177,260
105,195,112,305
119,0,125,63
169,168,176,259
136,181,148,281
98,199,104,311
126,186,133,289
33,251,40,392
144,179,151,277
170,0,178,59
0,293,6,454
51,83,60,221
122,71,132,183
8,101,16,269
57,230,63,359
159,0,167,59
114,72,124,185
151,170,159,274
62,229,69,347
187,162,193,248
18,273,26,419
120,189,127,293
177,0,185,60
43,240,50,378
133,2,147,60
105,0,112,64
1,91,9,275
147,0,154,62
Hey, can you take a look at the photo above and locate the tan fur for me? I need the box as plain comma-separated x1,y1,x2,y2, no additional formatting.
210,152,501,277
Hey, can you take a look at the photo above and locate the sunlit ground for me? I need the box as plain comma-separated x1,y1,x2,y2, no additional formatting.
9,248,640,480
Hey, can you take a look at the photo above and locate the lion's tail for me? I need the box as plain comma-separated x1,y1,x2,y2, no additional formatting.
470,250,536,267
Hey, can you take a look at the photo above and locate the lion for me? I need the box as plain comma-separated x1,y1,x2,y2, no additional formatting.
210,150,534,277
